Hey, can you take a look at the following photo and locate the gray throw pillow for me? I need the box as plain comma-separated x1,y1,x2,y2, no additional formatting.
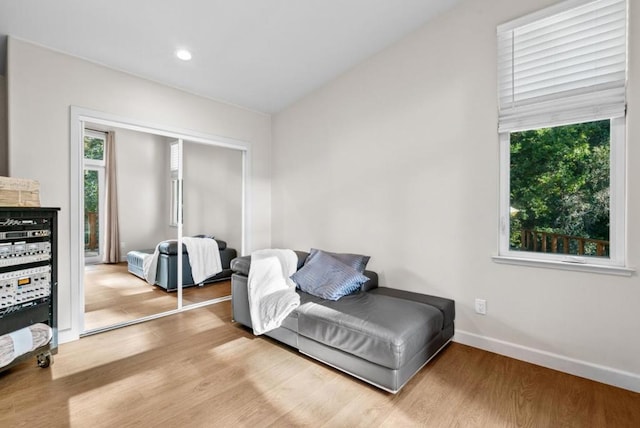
308,248,370,273
291,250,370,301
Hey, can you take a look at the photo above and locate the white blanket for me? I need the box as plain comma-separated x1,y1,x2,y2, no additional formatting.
142,237,222,285
182,237,222,284
142,245,160,285
248,249,300,335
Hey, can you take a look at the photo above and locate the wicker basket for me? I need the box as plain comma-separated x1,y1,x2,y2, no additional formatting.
0,177,41,207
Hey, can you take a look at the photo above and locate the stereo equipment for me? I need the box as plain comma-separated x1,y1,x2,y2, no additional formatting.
0,241,51,267
0,266,51,309
0,207,59,371
0,229,50,240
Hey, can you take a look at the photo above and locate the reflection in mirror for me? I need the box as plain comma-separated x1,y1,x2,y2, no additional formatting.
72,107,250,338
82,125,244,333
83,128,181,332
178,140,242,308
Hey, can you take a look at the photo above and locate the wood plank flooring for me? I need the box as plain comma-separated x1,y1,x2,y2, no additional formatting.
84,263,230,331
1,300,638,427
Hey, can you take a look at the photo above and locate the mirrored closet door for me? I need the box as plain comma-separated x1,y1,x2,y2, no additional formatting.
179,140,243,310
80,124,244,335
82,127,182,332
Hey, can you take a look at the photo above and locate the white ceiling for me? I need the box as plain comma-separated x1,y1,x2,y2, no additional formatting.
0,0,460,113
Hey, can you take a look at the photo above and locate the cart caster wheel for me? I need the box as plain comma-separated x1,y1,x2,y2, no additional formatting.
37,352,52,368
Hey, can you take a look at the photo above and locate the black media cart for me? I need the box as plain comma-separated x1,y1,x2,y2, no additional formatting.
0,207,59,371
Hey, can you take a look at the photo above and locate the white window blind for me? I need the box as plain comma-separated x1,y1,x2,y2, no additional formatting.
497,0,627,132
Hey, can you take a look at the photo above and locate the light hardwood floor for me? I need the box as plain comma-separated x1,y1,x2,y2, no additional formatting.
1,301,639,427
84,263,231,331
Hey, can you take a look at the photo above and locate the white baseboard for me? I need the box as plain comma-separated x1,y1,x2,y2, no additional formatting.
454,330,640,393
58,328,80,344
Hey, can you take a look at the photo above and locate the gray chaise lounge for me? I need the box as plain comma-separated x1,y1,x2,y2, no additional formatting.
230,251,455,393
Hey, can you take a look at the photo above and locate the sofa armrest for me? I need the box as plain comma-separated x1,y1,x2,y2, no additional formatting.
361,270,378,291
230,251,310,276
230,255,251,276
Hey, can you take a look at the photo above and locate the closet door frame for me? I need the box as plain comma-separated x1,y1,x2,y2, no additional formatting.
68,106,251,340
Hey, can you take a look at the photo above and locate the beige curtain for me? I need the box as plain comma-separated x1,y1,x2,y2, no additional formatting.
103,131,120,263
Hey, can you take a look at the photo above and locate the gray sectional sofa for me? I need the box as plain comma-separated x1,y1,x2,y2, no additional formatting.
230,251,455,393
127,239,237,291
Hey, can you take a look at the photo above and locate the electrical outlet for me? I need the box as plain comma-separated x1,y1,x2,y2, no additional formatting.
475,298,487,315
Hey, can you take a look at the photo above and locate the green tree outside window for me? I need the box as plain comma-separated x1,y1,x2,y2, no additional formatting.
509,120,610,256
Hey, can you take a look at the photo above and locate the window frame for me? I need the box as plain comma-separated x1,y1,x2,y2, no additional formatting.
82,129,107,264
496,116,630,275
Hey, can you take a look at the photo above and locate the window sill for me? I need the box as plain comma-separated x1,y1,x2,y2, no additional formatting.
492,255,635,277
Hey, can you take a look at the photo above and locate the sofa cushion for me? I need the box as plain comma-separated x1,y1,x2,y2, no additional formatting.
308,248,370,273
369,287,456,329
291,250,370,300
296,291,444,370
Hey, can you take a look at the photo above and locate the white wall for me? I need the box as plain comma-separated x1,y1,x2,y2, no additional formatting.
7,38,271,338
0,75,7,176
273,0,640,391
112,128,170,254
112,130,243,255
182,141,243,249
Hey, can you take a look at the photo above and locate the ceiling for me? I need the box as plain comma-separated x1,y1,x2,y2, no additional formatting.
0,0,460,113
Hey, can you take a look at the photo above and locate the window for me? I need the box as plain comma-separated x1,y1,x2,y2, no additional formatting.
84,134,105,161
83,130,106,261
496,0,628,272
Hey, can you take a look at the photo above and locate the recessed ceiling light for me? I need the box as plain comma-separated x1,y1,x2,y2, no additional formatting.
176,49,192,61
